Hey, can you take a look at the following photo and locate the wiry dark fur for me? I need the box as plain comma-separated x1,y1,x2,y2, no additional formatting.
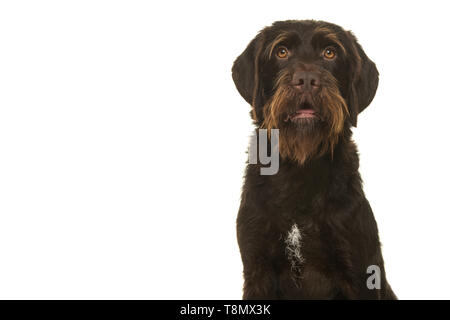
232,20,396,299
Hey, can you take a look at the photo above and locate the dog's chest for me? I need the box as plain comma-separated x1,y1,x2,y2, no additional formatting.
250,160,358,297
278,221,339,298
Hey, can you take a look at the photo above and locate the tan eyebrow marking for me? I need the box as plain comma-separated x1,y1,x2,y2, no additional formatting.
266,32,296,59
313,26,347,55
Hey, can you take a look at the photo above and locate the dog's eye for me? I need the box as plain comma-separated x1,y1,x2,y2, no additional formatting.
276,46,289,59
323,47,336,60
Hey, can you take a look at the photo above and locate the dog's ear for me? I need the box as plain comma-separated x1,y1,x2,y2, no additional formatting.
232,33,265,121
346,31,379,127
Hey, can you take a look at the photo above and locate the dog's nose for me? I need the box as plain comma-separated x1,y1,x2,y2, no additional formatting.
292,71,321,92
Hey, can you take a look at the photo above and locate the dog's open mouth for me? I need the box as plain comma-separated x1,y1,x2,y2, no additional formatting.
290,109,316,119
285,103,318,122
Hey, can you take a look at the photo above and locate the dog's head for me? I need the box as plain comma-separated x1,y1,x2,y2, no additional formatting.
232,20,378,164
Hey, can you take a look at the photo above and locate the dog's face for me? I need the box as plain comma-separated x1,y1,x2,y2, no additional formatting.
232,20,379,164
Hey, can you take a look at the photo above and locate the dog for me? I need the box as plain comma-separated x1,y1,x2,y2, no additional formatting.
232,20,396,299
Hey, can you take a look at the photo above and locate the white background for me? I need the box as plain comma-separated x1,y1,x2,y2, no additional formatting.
0,0,449,299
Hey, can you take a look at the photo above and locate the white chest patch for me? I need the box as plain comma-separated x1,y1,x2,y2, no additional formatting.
285,223,305,282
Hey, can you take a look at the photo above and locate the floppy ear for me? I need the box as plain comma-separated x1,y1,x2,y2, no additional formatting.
346,31,379,127
232,33,265,121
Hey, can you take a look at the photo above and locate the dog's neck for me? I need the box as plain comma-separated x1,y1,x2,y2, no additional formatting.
244,127,362,216
251,126,360,197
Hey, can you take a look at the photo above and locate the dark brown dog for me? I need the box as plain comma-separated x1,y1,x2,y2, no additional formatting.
232,20,396,299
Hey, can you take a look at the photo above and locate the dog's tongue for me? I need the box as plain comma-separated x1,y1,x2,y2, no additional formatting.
292,109,316,119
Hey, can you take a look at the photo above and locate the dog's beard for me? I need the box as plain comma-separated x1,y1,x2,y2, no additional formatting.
262,72,348,165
